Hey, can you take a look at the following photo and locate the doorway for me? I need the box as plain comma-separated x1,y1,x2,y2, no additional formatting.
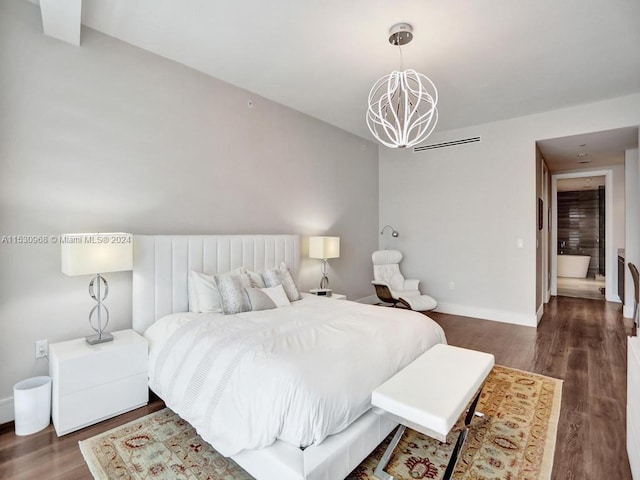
555,175,606,299
551,170,614,301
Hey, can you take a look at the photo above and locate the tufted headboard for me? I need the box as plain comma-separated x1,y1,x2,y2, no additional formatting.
132,234,300,334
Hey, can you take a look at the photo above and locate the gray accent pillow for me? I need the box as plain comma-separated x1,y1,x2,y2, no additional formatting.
261,263,301,302
214,273,252,314
246,269,266,288
245,287,277,311
261,268,280,289
279,265,302,301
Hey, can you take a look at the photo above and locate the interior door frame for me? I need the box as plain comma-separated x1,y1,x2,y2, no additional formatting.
551,169,615,301
543,164,550,302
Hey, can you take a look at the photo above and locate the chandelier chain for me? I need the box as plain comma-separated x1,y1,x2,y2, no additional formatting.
398,44,405,71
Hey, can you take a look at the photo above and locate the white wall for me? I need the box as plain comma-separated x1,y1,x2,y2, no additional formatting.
379,93,640,327
0,0,379,422
625,148,640,318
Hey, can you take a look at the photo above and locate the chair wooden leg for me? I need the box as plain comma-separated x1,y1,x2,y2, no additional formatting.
398,298,412,309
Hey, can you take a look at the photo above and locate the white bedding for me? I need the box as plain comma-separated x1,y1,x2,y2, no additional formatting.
144,294,446,457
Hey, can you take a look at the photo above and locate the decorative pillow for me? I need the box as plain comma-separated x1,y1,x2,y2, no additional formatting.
260,284,291,307
261,262,301,302
188,271,222,313
230,267,266,288
261,268,280,288
245,287,277,311
246,269,266,288
214,273,252,314
278,263,302,301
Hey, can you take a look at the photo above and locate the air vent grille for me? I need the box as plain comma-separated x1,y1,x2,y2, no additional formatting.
413,136,481,152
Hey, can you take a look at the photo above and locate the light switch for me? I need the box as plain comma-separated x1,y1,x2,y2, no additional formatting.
517,238,524,249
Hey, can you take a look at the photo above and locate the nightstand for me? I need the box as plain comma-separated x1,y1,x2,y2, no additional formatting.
49,329,148,436
310,291,347,300
329,293,347,300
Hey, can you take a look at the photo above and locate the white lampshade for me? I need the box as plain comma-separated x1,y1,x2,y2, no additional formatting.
309,236,340,260
61,233,133,276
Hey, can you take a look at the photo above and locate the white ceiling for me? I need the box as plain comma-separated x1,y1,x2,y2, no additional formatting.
538,127,639,172
557,176,606,192
33,0,640,144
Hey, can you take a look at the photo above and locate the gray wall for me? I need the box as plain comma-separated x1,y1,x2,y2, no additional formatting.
0,0,379,420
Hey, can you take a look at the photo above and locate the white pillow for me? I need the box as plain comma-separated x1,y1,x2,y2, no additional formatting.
188,271,222,313
261,284,291,307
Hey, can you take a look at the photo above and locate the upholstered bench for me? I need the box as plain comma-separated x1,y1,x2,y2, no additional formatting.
371,344,495,480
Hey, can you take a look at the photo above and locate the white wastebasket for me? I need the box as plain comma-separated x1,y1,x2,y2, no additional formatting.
13,376,52,436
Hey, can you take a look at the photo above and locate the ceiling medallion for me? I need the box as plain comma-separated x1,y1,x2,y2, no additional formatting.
366,23,438,149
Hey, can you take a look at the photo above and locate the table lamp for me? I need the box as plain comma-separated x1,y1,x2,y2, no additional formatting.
61,233,133,344
309,236,340,295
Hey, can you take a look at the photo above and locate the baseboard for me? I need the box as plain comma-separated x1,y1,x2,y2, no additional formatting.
606,292,622,303
624,304,635,319
434,302,537,327
355,295,379,305
0,396,14,425
358,296,538,326
537,303,545,324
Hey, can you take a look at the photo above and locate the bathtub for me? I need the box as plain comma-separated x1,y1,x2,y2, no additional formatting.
557,255,591,278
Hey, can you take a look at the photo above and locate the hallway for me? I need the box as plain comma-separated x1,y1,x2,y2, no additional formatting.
557,275,606,300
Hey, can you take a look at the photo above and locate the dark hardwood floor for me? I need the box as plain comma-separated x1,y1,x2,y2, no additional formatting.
0,296,634,479
430,296,634,480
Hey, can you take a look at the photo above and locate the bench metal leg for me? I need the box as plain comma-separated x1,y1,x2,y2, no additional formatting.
442,428,468,479
465,385,483,426
373,424,406,480
443,385,484,480
374,385,485,480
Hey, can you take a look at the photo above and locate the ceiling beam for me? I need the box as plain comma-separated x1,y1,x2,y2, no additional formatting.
39,0,82,46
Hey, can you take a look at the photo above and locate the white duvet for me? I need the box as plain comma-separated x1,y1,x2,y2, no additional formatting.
144,294,446,457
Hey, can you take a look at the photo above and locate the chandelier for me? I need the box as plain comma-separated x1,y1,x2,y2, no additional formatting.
366,23,438,149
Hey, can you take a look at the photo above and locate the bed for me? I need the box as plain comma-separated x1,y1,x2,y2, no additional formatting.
132,234,446,480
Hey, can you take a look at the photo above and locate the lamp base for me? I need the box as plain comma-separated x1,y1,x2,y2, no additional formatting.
85,332,113,345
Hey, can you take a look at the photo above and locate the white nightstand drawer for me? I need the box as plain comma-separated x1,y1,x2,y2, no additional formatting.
51,329,147,394
50,329,149,436
54,373,148,436
55,345,146,395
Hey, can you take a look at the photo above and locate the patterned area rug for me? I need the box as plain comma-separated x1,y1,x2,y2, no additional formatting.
80,365,561,480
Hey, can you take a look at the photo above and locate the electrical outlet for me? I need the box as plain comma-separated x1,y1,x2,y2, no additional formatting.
449,282,455,290
35,339,48,359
